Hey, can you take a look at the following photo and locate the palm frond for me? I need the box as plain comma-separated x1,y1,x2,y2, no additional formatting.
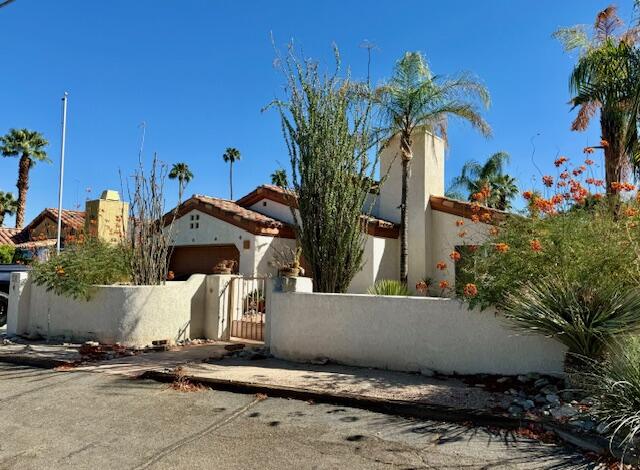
594,5,623,43
553,26,590,52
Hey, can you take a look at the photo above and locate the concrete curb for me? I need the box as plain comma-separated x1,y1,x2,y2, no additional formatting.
0,353,76,369
140,369,613,458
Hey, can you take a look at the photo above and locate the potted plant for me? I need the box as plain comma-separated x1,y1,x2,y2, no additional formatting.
280,247,303,277
212,259,236,274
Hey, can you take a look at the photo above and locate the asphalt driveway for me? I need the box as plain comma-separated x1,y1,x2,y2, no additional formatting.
0,364,593,469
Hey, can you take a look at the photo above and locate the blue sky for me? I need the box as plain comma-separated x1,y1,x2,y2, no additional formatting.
0,0,633,226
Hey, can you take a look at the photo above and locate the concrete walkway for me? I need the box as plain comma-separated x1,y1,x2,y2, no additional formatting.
172,358,513,411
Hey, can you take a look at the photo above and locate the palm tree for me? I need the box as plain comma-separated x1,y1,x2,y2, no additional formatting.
222,147,241,199
375,52,491,285
555,5,640,191
0,129,49,228
0,191,17,227
447,151,518,210
270,168,288,188
168,162,194,202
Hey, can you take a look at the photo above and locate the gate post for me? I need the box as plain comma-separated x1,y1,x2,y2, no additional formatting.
203,274,238,341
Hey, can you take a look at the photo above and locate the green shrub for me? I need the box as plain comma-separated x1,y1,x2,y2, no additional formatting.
32,238,132,300
457,202,640,310
367,280,411,296
580,337,640,457
0,245,14,264
503,277,640,359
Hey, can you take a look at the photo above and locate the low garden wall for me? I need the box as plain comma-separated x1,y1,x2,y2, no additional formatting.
7,273,218,346
268,285,567,376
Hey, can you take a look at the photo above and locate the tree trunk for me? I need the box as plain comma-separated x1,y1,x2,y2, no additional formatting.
601,113,624,194
178,179,184,203
229,161,234,200
15,154,30,229
0,213,4,227
400,133,412,286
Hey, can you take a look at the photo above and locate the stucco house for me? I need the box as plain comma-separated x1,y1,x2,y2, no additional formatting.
164,131,501,293
0,208,85,259
0,190,128,261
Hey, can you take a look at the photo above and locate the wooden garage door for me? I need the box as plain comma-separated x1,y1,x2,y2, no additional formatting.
169,245,240,280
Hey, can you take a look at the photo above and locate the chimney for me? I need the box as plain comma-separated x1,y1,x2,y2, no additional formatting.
84,190,129,244
375,130,446,288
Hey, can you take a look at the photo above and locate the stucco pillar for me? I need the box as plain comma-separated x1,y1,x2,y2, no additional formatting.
7,272,31,337
265,276,313,347
204,274,240,340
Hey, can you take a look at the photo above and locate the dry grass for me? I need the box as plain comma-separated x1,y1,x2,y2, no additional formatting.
167,366,206,393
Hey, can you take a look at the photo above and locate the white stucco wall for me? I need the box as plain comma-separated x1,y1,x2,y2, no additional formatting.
347,235,400,293
376,131,446,288
248,200,298,226
10,275,208,346
269,291,567,376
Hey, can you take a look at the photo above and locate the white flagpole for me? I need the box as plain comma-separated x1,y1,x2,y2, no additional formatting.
56,92,68,254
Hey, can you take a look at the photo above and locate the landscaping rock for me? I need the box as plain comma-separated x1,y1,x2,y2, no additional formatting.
534,378,549,388
508,405,524,416
496,376,509,384
540,384,558,395
545,394,561,405
551,404,578,419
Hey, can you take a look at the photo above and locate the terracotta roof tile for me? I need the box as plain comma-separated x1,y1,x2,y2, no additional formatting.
236,185,399,238
0,227,23,246
164,195,296,238
194,195,290,229
0,209,86,247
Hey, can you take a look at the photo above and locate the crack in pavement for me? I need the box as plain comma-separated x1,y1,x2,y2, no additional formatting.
130,396,263,470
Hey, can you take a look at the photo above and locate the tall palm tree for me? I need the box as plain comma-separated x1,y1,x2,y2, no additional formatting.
375,52,491,285
270,168,288,188
168,162,194,202
0,191,17,227
222,147,241,199
555,5,640,191
447,151,518,210
0,129,49,228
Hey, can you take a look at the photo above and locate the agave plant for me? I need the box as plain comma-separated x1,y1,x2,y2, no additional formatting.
503,277,640,359
580,337,640,459
367,280,411,296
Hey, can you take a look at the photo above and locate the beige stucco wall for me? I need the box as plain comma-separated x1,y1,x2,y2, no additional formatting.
10,275,207,346
269,290,567,376
84,197,128,244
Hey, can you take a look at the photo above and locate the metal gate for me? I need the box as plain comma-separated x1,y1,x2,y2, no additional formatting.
229,276,267,342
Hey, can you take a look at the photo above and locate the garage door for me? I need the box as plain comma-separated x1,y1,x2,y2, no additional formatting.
169,245,240,280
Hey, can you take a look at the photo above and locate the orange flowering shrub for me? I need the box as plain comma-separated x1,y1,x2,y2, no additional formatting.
463,283,478,298
456,154,640,310
449,251,461,262
32,238,132,300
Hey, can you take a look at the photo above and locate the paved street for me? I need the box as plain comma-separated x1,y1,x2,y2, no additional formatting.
0,364,592,469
